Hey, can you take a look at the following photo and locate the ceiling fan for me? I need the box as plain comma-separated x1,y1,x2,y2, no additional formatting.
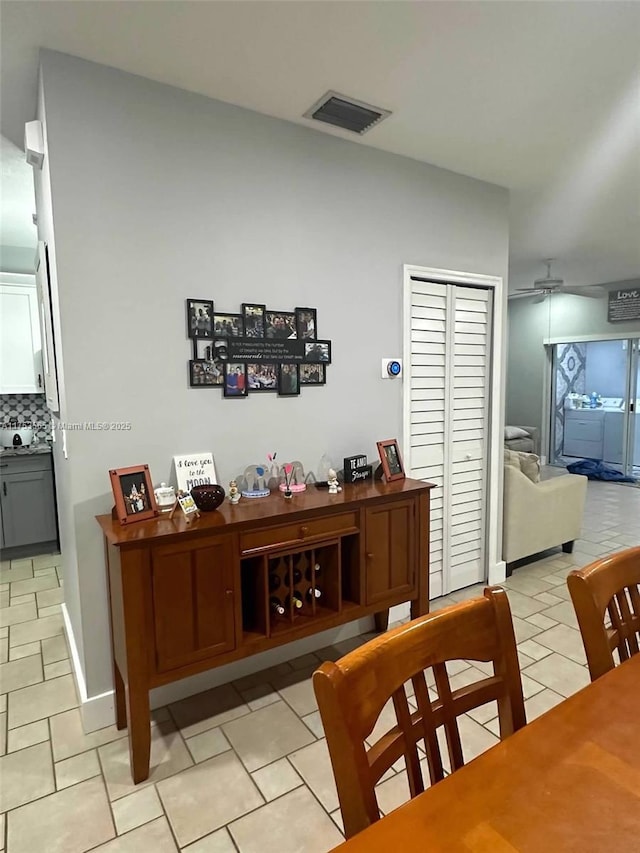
509,260,607,302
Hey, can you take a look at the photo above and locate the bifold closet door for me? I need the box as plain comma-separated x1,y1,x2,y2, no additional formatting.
407,280,492,596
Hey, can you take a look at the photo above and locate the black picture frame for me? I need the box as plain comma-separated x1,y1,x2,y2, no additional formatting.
242,303,266,339
223,362,248,397
195,338,230,363
265,311,297,340
247,362,278,392
295,307,317,340
304,340,331,364
186,299,214,339
278,363,300,396
299,363,326,385
189,359,224,387
213,313,244,337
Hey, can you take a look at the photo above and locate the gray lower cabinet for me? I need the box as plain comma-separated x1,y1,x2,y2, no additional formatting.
0,454,57,549
563,409,604,459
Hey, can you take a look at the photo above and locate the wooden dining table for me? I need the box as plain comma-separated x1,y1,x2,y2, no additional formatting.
332,655,640,852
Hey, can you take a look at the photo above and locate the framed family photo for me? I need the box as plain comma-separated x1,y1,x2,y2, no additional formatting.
224,362,248,397
186,299,214,339
296,307,317,340
266,311,297,340
242,303,266,338
247,362,278,391
304,340,331,363
376,439,405,482
278,363,300,396
109,464,158,525
299,363,325,385
214,313,244,337
189,359,223,387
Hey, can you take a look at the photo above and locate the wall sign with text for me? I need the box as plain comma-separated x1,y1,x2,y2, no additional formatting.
608,287,640,323
185,300,331,398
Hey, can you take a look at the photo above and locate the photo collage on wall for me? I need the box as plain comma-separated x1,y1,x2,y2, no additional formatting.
186,300,331,397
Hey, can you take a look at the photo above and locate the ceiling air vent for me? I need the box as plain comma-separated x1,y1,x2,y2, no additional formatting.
304,91,391,135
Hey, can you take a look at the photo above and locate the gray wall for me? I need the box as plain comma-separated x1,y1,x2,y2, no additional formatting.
506,281,640,443
39,50,509,701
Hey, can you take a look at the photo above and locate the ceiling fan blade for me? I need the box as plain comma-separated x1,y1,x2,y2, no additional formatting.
508,290,547,301
515,287,548,293
560,286,607,299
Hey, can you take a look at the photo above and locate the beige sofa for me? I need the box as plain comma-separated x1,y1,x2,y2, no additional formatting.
503,453,587,569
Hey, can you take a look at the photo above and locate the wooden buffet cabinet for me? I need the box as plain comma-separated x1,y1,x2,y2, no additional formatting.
97,478,433,782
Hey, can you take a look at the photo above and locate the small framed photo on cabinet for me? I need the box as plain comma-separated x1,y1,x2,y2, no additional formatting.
186,299,214,339
376,439,405,482
109,465,158,525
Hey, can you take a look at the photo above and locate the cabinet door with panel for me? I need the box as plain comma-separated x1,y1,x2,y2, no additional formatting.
1,466,57,548
0,278,43,394
364,500,416,605
151,535,237,673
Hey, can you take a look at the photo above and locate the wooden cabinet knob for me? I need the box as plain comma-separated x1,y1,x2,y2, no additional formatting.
300,526,309,537
366,553,374,560
225,589,233,597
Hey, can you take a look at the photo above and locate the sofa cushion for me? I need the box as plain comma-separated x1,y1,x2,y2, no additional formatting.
504,449,541,483
504,426,529,441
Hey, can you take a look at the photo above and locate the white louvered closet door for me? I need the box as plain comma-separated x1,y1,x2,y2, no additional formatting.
407,280,492,597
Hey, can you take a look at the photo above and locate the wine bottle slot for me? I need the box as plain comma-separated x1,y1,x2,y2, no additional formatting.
269,597,285,616
268,573,281,592
285,593,303,610
304,563,321,581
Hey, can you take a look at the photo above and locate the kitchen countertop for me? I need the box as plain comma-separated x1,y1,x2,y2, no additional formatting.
0,445,53,458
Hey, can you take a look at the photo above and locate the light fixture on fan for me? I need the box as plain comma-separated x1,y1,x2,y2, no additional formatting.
509,259,607,301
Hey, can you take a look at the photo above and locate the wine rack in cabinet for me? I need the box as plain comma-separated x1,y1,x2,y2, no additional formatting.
98,478,433,784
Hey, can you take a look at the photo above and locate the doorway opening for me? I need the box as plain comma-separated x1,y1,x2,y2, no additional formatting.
549,338,639,478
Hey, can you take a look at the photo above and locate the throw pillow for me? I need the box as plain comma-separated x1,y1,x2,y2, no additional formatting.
517,451,541,483
504,426,529,441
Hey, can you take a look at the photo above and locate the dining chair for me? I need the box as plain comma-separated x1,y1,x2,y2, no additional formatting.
567,545,640,682
312,586,526,839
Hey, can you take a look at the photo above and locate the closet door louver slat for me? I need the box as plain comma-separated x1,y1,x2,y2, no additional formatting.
408,280,491,595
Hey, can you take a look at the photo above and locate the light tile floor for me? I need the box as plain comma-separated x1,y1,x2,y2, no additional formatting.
0,479,638,852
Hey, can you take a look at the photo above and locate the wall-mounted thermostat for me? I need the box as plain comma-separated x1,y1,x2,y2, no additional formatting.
381,358,403,379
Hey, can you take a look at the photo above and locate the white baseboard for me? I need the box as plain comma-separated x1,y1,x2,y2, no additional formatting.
61,603,115,732
488,559,507,585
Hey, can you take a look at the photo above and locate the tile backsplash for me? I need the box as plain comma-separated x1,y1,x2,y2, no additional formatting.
0,394,52,444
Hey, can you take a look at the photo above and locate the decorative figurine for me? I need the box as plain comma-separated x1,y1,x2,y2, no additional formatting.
282,462,294,499
327,468,342,494
241,464,271,498
228,479,241,504
278,460,307,494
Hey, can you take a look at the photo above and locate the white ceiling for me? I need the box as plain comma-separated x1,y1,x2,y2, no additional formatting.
1,1,639,289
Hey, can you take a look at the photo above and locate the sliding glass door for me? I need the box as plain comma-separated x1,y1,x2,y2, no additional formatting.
550,337,639,478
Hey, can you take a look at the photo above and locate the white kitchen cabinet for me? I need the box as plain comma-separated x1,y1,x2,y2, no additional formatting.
0,274,43,394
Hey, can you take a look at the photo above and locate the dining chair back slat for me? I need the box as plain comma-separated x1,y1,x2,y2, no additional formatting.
312,586,525,839
568,546,640,681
